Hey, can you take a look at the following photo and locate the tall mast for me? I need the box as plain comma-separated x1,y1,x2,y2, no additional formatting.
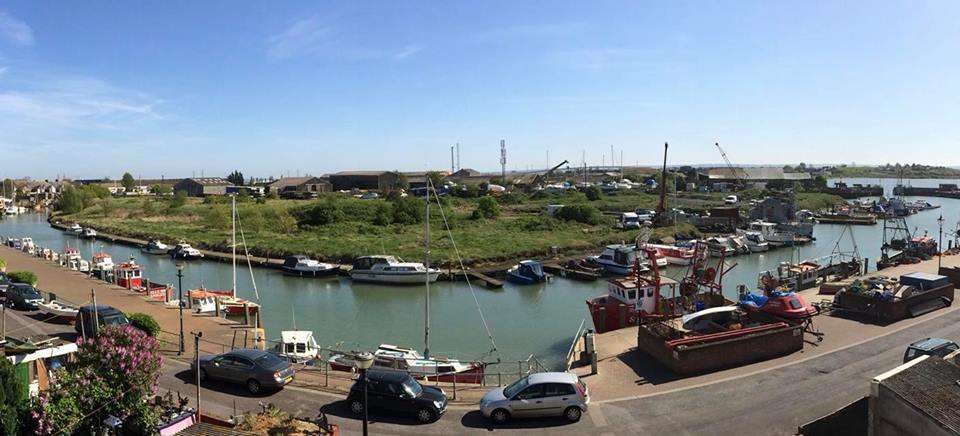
232,194,237,299
424,179,431,358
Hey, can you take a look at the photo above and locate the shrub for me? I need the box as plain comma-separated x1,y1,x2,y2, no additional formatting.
518,216,560,231
55,186,85,214
371,203,393,226
0,257,6,271
452,184,479,198
168,190,187,209
497,192,525,205
7,271,37,286
293,200,344,226
128,313,161,337
391,197,423,224
0,358,27,435
583,185,602,201
473,196,500,219
555,204,601,225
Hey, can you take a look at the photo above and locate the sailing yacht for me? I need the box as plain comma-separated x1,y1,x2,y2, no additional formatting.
330,181,490,383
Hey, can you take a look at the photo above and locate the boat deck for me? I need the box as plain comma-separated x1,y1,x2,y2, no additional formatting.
570,253,960,401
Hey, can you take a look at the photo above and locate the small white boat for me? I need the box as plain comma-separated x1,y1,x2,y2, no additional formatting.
327,344,487,383
77,259,90,273
37,300,79,319
748,221,794,247
274,330,320,363
739,230,770,252
80,228,97,239
63,223,82,234
281,255,339,277
349,255,439,284
169,242,203,260
21,237,35,253
141,240,171,255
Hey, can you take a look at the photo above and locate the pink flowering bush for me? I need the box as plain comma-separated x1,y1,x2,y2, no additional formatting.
29,324,163,435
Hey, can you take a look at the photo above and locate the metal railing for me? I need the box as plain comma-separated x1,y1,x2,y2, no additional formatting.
565,319,587,371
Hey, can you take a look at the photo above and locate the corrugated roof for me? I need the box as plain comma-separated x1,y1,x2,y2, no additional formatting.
881,357,960,433
184,177,230,186
331,171,392,176
266,177,320,188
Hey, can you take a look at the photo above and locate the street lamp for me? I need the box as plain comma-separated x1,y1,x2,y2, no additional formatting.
938,214,945,270
176,261,185,355
354,351,375,436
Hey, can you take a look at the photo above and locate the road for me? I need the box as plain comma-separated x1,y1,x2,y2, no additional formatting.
7,300,960,435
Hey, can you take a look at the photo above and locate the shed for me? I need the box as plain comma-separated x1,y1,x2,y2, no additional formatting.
329,171,401,191
173,177,231,197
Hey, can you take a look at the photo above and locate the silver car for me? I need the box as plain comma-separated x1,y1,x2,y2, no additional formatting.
480,372,589,423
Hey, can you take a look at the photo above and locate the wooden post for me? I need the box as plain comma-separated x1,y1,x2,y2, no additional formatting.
214,298,221,317
243,302,250,326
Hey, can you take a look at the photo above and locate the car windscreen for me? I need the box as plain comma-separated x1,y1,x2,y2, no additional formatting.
16,286,40,298
503,377,530,398
102,314,129,326
255,353,287,369
402,377,423,397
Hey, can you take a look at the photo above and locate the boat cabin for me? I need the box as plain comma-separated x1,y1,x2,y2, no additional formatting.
607,275,679,314
275,330,320,362
115,260,143,289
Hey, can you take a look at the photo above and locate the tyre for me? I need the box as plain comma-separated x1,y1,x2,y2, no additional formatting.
349,399,364,415
564,406,582,423
416,408,436,423
490,408,510,424
246,379,261,395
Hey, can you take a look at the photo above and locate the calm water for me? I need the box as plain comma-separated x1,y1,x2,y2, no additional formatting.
2,178,958,369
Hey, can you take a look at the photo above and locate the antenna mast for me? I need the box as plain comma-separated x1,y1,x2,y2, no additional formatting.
500,139,507,180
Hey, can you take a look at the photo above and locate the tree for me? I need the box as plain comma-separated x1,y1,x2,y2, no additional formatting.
426,172,445,190
7,271,38,286
0,358,27,435
1,179,14,197
168,190,187,209
583,185,602,201
227,170,245,186
150,184,172,195
473,196,500,219
55,185,85,214
121,172,136,192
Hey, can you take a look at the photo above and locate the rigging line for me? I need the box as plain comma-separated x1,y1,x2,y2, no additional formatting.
428,180,499,355
235,207,260,301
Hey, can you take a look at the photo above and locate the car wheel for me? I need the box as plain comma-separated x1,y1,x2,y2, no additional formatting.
416,408,436,423
198,369,207,382
349,400,364,415
490,408,510,424
246,379,261,395
564,406,582,422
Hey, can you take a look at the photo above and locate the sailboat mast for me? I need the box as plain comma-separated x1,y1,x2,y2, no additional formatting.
232,194,237,299
424,179,431,359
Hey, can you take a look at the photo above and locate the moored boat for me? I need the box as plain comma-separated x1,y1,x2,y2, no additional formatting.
328,344,488,383
641,243,696,266
349,255,439,284
115,259,143,289
80,227,97,239
505,260,547,285
169,241,203,260
274,330,320,363
141,240,171,255
37,299,79,321
280,255,339,277
91,252,115,279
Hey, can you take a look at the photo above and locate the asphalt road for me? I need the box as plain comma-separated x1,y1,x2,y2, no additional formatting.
6,303,960,435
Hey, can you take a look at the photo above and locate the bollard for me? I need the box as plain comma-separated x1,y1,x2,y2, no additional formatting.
585,329,598,375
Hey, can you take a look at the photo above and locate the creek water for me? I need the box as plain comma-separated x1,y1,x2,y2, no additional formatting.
2,178,959,369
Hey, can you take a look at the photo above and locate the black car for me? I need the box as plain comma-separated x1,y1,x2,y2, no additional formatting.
347,368,447,423
6,283,43,310
74,305,130,337
193,349,295,395
0,272,11,298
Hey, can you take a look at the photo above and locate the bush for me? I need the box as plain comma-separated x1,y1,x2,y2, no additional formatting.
391,197,423,224
555,204,602,225
55,186,85,214
473,196,500,219
583,185,602,201
293,200,344,226
371,203,393,226
0,358,27,435
452,184,480,198
7,271,37,286
497,192,525,205
128,313,161,337
0,257,6,271
168,190,187,209
518,216,560,231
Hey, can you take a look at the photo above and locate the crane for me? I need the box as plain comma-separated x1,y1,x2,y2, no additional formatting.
715,142,745,189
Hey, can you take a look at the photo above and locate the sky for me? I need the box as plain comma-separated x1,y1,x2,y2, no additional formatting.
0,1,959,180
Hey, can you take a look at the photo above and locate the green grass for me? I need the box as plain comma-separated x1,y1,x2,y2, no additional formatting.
827,164,960,179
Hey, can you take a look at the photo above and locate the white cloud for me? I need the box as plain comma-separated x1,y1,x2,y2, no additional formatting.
0,11,34,46
267,14,421,62
0,75,161,126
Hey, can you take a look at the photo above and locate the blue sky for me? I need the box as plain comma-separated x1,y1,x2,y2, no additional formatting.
1,1,958,180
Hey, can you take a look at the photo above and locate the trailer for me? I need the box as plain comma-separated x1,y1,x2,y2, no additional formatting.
637,316,804,375
832,273,954,322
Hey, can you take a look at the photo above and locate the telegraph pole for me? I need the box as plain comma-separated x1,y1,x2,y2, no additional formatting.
500,139,507,181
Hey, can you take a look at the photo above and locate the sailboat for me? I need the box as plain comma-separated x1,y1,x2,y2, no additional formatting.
329,181,492,383
187,195,260,316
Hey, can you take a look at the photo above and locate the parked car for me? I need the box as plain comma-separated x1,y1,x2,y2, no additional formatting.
480,372,589,424
193,349,295,394
0,272,11,297
74,305,130,336
347,368,447,423
724,195,739,204
6,283,43,310
634,208,656,222
359,192,380,200
903,338,960,363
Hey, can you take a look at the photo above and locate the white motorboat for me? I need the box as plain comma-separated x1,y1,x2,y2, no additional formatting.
748,221,794,247
705,237,736,257
169,241,203,260
641,243,696,266
91,252,115,278
21,237,35,253
349,255,439,284
328,344,487,383
77,259,90,273
141,240,171,255
80,228,98,239
588,244,663,275
281,255,339,277
274,330,320,363
739,230,770,252
37,300,79,319
63,223,82,234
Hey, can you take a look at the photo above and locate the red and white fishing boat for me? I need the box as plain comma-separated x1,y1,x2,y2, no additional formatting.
115,259,143,289
587,242,732,333
641,243,696,266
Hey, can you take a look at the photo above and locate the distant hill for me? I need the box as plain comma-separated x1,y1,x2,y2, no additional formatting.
821,164,960,179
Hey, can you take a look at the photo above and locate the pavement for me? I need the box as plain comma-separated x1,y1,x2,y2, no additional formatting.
6,243,960,434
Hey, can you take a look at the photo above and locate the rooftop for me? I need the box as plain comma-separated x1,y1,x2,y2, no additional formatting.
183,177,230,186
706,167,811,181
876,355,960,434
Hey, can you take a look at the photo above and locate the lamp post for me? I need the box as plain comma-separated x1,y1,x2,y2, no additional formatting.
355,352,375,436
176,261,185,355
938,214,945,270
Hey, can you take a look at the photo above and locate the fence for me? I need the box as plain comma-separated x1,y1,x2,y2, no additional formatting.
565,319,588,371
